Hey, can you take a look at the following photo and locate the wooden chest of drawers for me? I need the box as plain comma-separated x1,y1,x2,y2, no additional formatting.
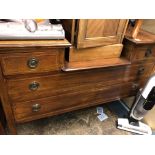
0,35,155,134
0,40,71,134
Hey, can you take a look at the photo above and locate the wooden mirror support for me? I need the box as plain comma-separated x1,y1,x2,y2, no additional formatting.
126,19,143,39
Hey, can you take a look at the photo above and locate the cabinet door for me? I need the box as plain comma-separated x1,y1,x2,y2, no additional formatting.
76,19,128,48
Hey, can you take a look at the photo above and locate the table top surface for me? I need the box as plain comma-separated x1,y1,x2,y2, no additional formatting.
0,39,71,48
125,30,155,45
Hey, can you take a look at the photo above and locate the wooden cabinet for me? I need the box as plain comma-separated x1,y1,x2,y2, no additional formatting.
1,20,155,135
62,19,129,70
0,40,71,134
76,19,128,48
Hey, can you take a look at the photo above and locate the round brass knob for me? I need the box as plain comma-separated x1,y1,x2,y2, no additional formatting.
27,57,39,69
29,81,40,91
145,48,152,57
138,67,145,75
32,103,41,112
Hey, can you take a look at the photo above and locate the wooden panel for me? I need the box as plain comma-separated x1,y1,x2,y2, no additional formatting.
7,65,129,102
63,58,130,71
133,46,155,60
1,49,64,75
0,102,6,134
125,29,155,45
77,19,128,48
68,44,123,62
86,20,106,37
7,61,153,102
61,19,76,44
0,39,71,48
102,20,120,36
126,62,154,82
86,19,120,38
151,65,155,74
122,38,155,62
0,122,5,134
0,61,17,134
13,82,137,123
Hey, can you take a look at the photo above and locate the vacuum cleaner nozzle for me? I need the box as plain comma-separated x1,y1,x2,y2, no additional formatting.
117,118,152,135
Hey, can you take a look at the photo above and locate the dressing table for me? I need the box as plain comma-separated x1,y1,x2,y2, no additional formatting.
0,19,155,134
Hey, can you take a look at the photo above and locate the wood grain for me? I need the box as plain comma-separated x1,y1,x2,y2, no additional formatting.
76,19,128,48
122,35,155,62
0,39,71,48
7,65,132,102
0,122,5,134
13,82,138,123
7,60,152,104
68,44,123,62
1,49,64,76
62,58,131,71
1,19,154,135
62,19,76,44
0,63,17,134
125,29,155,45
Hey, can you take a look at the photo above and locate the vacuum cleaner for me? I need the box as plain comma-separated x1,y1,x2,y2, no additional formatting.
117,74,155,135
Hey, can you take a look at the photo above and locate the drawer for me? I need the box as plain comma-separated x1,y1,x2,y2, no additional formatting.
7,62,154,102
126,62,155,81
122,40,155,62
7,65,131,102
12,82,137,123
133,46,155,61
1,48,64,75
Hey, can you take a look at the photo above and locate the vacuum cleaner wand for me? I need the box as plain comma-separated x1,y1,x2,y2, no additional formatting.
117,74,155,135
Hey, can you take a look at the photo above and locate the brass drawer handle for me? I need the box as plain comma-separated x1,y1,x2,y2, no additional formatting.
29,81,40,91
32,103,41,112
145,48,152,57
138,67,145,75
27,57,39,69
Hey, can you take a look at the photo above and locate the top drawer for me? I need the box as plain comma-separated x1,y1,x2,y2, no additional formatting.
122,39,155,62
133,45,155,61
1,48,64,76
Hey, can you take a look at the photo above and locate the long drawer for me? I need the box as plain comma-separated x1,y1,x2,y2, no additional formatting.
13,82,138,123
7,62,154,102
1,48,64,76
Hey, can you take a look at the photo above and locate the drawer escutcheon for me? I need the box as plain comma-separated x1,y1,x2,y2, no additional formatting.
32,103,41,112
29,81,40,91
145,48,152,57
27,57,39,69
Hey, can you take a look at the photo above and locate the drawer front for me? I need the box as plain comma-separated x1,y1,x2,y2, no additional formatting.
1,49,64,75
132,45,155,61
7,62,154,102
126,62,155,81
7,66,131,102
122,41,155,62
13,82,137,122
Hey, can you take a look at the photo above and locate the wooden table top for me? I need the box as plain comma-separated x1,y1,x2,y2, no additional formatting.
125,30,155,45
0,39,71,48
